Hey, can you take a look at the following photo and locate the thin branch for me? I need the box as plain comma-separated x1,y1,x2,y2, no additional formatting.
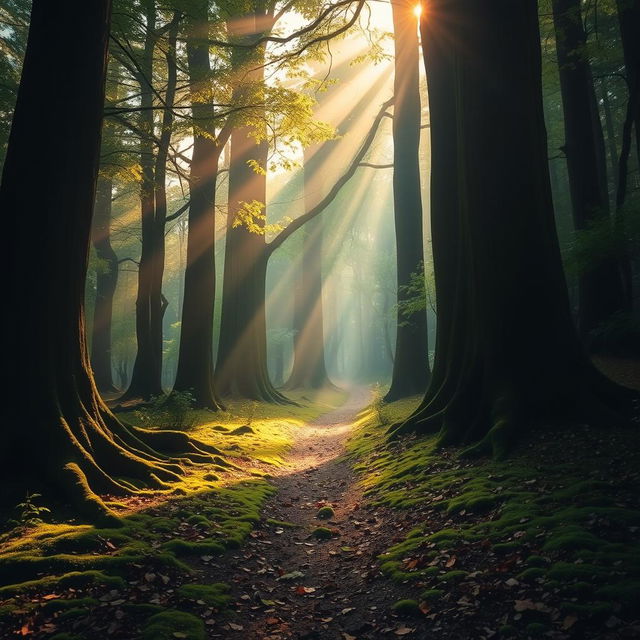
266,96,393,256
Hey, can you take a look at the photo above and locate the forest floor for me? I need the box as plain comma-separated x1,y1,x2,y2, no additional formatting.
0,361,639,640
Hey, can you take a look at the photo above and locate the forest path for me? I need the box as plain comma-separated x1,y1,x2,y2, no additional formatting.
202,387,430,639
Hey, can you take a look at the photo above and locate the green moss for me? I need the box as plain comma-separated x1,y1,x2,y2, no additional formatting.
542,528,602,552
142,610,205,640
311,527,334,540
0,570,125,596
525,555,549,568
122,603,166,617
518,567,546,581
161,539,225,556
498,625,517,637
58,607,91,621
186,515,211,526
316,506,335,520
437,570,468,582
41,597,98,613
0,604,17,621
419,588,444,600
177,583,231,608
596,581,640,610
547,562,609,582
391,599,421,616
266,519,298,528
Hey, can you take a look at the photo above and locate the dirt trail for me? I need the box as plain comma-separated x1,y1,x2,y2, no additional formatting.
201,387,431,639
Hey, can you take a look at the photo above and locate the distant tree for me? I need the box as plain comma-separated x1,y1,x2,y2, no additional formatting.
391,0,637,455
552,0,630,337
91,176,120,392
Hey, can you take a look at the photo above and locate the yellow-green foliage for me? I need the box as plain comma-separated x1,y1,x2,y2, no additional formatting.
348,395,640,619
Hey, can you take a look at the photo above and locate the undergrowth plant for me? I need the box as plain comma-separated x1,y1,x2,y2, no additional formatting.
134,390,197,430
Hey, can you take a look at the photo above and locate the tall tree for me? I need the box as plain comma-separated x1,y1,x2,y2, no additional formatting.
173,0,230,409
552,0,629,336
391,0,636,455
215,6,291,402
385,0,430,401
1,0,221,522
90,176,119,392
615,0,640,207
284,148,333,390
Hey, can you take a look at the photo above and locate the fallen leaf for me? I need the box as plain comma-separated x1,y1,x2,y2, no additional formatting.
394,625,415,636
228,622,244,631
445,556,457,568
562,615,578,630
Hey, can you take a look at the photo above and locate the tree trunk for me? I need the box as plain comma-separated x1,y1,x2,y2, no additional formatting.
391,0,637,456
616,0,640,167
284,145,334,390
599,76,619,193
215,10,290,403
90,176,119,392
1,0,220,523
173,1,225,410
552,0,628,338
385,0,430,401
124,0,163,400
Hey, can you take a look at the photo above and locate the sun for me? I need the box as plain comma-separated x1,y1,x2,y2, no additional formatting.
413,3,422,18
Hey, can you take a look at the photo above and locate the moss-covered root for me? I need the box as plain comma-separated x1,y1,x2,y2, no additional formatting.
59,463,121,527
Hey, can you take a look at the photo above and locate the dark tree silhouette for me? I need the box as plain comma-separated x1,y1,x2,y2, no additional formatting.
1,0,222,523
391,0,637,455
552,0,630,336
385,0,430,401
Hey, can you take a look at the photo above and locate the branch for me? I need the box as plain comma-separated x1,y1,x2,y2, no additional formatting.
359,162,393,169
265,96,393,256
118,257,140,267
165,200,191,223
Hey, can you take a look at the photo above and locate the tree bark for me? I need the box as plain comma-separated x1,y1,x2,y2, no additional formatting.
391,0,637,456
123,0,163,400
173,0,226,409
284,145,334,390
1,0,221,523
552,0,629,337
385,0,430,401
215,9,291,403
91,176,119,392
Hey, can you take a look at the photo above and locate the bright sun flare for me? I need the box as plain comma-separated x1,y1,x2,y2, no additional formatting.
413,3,422,18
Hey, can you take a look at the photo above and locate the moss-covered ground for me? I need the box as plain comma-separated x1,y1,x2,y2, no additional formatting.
0,389,346,640
346,395,640,638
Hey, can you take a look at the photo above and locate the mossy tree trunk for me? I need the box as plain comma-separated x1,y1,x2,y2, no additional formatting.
552,0,630,337
391,0,637,456
173,1,227,410
385,0,430,401
1,0,222,523
91,176,119,393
